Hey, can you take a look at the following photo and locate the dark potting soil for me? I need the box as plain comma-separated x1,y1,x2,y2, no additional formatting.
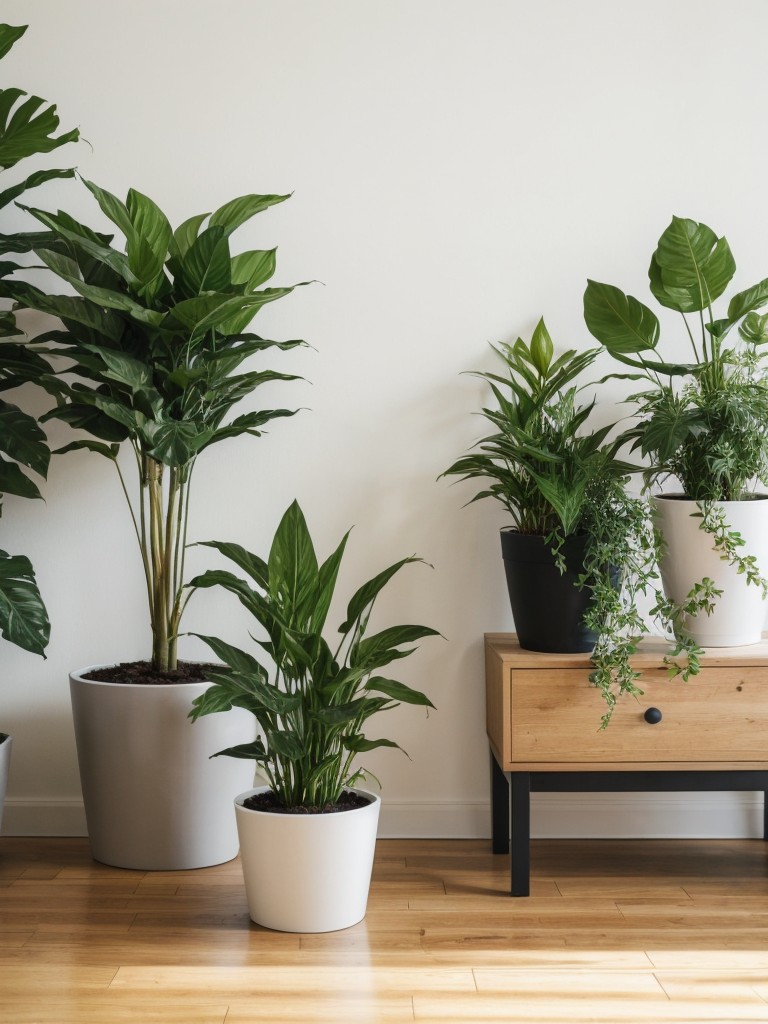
81,661,219,685
243,790,373,815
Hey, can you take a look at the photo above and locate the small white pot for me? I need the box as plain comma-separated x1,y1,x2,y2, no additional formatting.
0,733,11,834
235,786,381,933
654,495,768,646
70,667,256,870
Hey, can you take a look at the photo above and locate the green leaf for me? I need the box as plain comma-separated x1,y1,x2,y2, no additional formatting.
231,249,277,290
0,548,49,655
0,454,43,499
0,400,49,478
342,735,400,754
0,167,76,212
727,277,768,322
0,25,27,61
181,226,231,294
169,212,209,261
364,676,435,707
194,541,269,589
339,556,425,634
145,420,212,467
0,87,79,170
81,179,133,238
529,317,553,374
189,633,268,681
209,193,290,236
55,439,119,460
350,624,441,671
649,216,736,312
268,500,319,628
583,280,660,354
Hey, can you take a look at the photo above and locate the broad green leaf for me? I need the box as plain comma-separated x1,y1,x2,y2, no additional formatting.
649,216,736,312
0,88,79,170
231,249,276,290
169,212,210,260
0,454,43,499
81,178,133,239
209,193,290,236
145,420,212,467
181,226,231,294
584,280,660,354
727,277,768,322
0,25,26,61
126,188,173,296
0,548,49,655
0,400,49,476
268,500,319,628
189,632,268,681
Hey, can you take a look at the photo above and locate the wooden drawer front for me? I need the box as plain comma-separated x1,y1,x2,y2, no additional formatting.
510,667,768,763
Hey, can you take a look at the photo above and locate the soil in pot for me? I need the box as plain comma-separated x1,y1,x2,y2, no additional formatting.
244,790,373,814
81,661,218,685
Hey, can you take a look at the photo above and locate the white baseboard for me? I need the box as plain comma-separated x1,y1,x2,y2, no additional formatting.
2,792,764,840
2,799,87,837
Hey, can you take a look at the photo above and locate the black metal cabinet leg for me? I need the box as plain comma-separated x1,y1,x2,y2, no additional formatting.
510,772,531,897
490,751,510,855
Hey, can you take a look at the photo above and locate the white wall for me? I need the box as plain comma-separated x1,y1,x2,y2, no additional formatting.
3,0,768,839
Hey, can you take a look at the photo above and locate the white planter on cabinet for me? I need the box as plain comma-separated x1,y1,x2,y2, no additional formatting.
70,668,256,870
654,495,768,646
235,786,381,933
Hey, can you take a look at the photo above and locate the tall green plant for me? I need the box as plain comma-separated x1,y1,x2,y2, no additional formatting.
0,22,79,656
2,178,307,671
187,500,437,808
442,319,701,726
584,216,768,502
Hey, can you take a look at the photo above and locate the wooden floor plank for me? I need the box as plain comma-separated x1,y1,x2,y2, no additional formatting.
3,837,768,1023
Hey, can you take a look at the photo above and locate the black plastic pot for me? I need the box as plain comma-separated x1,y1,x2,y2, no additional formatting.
500,529,597,653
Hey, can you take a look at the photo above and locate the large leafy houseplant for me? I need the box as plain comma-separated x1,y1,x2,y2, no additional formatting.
442,319,699,726
2,178,307,675
584,216,768,640
187,499,438,808
0,21,80,658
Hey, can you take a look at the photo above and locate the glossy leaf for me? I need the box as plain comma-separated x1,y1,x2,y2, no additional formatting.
583,280,660,354
0,549,49,655
649,216,736,312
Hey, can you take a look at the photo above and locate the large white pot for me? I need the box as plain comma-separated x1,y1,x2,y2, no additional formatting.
70,667,256,870
235,786,381,933
654,495,768,646
0,733,11,834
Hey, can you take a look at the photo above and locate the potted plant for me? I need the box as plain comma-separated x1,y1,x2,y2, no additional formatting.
186,499,437,932
442,318,699,727
1,176,309,867
584,215,768,646
0,21,79,827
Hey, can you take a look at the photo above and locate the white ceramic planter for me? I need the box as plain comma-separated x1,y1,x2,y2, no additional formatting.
70,667,256,870
0,733,11,834
235,786,381,932
654,495,768,646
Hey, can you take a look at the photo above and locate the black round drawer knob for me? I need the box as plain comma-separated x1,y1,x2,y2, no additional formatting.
643,707,663,725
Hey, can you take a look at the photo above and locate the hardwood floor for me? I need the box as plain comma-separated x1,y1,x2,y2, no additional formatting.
2,836,768,1022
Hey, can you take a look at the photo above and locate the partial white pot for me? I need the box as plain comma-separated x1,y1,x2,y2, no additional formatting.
0,733,11,834
70,667,256,870
235,786,381,933
654,495,768,646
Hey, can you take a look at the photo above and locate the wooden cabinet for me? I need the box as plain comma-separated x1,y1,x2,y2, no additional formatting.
485,633,768,895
